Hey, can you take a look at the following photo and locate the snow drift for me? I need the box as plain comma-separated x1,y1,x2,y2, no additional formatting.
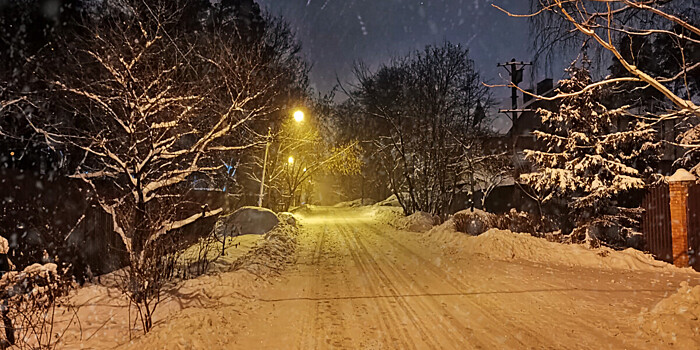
375,193,409,207
55,222,299,348
450,208,497,235
639,281,700,348
278,212,298,226
395,211,435,232
425,224,674,272
333,198,377,208
227,206,280,235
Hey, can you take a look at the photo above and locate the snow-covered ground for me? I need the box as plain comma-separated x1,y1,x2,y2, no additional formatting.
51,225,295,349
50,206,700,348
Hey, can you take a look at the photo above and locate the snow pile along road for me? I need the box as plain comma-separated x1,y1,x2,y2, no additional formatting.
56,222,298,349
367,206,404,226
639,281,700,347
124,223,299,349
374,192,409,207
226,206,280,235
333,198,376,208
395,211,435,232
228,222,298,276
426,224,675,272
450,208,497,235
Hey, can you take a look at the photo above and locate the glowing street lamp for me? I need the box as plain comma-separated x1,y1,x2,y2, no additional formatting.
288,156,295,164
293,110,304,123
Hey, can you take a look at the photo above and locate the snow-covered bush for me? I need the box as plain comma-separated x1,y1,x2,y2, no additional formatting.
521,58,661,247
452,209,497,236
494,209,556,236
0,262,72,349
452,208,554,236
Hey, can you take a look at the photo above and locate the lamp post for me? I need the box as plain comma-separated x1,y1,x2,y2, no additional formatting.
257,127,272,207
257,110,304,208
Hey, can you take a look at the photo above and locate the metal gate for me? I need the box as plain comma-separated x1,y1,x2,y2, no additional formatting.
642,182,700,270
642,183,672,263
687,185,700,269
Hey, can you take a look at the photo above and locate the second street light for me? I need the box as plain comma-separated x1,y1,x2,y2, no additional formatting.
257,109,304,208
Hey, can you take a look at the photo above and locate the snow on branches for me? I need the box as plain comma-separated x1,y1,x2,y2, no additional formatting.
498,1,700,174
521,59,661,247
2,0,308,334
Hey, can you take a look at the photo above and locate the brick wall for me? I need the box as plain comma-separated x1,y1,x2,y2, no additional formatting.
669,181,691,267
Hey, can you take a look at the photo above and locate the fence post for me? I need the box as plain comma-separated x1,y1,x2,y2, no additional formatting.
668,168,696,267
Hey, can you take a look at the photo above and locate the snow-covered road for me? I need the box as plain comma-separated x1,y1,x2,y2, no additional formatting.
117,206,699,349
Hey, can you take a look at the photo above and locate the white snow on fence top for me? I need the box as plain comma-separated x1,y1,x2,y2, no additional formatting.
669,168,696,183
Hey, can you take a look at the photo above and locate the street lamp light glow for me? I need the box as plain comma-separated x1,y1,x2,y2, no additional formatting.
293,110,304,123
288,156,295,164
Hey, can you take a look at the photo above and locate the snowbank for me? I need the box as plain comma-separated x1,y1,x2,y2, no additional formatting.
426,225,675,272
290,204,315,215
396,211,435,232
228,223,298,274
639,281,700,347
56,223,299,348
367,206,404,227
227,206,279,235
278,212,297,226
333,198,377,208
375,193,409,207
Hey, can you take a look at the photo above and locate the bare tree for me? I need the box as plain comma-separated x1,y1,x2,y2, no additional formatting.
352,42,493,215
3,0,307,333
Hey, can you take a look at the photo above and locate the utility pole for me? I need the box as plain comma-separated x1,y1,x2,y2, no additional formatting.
497,59,532,136
258,127,272,207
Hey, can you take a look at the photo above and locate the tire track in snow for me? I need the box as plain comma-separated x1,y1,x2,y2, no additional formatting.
359,219,632,349
359,221,535,347
298,223,327,349
338,218,465,349
345,218,481,349
334,220,422,349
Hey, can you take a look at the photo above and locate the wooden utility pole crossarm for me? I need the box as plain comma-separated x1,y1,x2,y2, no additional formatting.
497,59,532,136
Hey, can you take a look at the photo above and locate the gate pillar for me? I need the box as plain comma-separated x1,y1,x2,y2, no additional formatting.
668,168,696,267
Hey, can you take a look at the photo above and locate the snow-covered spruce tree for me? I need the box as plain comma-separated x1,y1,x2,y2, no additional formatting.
521,59,660,247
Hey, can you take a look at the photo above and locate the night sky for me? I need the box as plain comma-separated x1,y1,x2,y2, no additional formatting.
257,0,567,130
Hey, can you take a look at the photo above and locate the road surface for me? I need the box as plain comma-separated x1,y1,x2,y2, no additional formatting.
118,206,700,349
219,207,697,349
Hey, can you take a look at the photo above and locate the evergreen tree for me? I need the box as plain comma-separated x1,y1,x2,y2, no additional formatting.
521,58,661,247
